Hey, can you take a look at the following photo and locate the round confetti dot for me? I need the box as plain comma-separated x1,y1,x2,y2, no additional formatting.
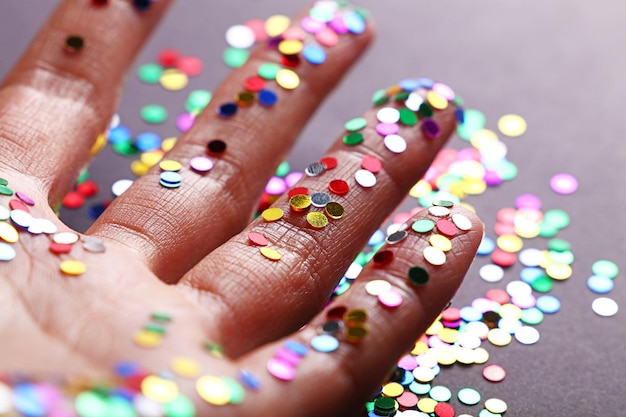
378,288,403,308
428,206,450,217
142,375,179,403
329,179,349,195
587,275,614,294
261,207,283,222
60,260,86,276
223,47,249,68
344,117,367,132
408,265,429,286
171,357,201,378
355,169,377,187
137,63,163,84
592,259,619,278
412,218,435,233
0,243,16,261
311,334,340,353
49,242,72,254
458,387,481,406
423,246,446,266
412,366,436,383
141,104,168,124
217,102,238,117
480,264,504,283
430,234,452,252
435,219,458,237
111,179,133,196
485,398,508,414
196,376,230,405
384,134,407,153
550,173,578,194
477,236,496,255
159,160,182,172
303,44,326,64
421,118,441,139
186,89,212,112
160,171,182,188
276,69,300,89
382,382,404,398
417,398,437,414
325,202,345,219
53,231,80,244
482,364,506,382
189,156,214,173
343,132,364,146
315,27,339,46
289,194,311,211
514,325,540,345
373,250,394,267
498,114,526,137
265,14,290,37
278,39,303,55
160,69,188,91
377,107,400,124
310,192,331,208
248,232,269,246
207,139,227,155
535,295,560,314
592,297,619,317
433,402,455,417
365,280,392,296
164,395,195,417
225,24,256,49
0,222,18,243
10,209,32,228
64,35,84,52
260,247,281,261
307,211,329,228
429,385,452,402
361,155,382,173
487,328,512,346
258,89,278,106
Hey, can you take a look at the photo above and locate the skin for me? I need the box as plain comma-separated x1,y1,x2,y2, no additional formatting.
0,1,484,416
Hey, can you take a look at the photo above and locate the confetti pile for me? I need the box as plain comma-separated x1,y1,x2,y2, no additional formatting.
0,0,619,416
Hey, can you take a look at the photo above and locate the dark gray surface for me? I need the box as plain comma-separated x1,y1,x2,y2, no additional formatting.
1,1,625,415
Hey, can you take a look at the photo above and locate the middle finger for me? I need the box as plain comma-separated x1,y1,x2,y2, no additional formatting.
87,2,374,283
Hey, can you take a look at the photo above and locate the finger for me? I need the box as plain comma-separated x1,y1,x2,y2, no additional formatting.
226,204,483,417
87,3,375,283
0,0,172,204
181,78,463,355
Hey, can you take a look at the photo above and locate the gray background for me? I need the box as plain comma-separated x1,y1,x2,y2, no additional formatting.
1,1,625,415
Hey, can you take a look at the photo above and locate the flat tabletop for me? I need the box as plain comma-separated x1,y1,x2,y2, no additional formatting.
1,1,624,415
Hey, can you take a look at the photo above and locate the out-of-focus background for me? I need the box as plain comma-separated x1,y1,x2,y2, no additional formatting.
2,1,625,415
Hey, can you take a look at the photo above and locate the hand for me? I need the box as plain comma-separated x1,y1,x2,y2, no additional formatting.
0,1,483,416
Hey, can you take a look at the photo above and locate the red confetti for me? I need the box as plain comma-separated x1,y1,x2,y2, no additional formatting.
49,242,72,255
248,232,269,247
491,249,516,267
9,199,29,213
62,191,85,209
76,180,99,197
436,218,458,237
485,288,510,305
319,157,337,170
288,187,309,199
157,48,180,67
328,179,349,195
434,402,455,417
361,155,382,173
177,56,203,77
373,250,394,267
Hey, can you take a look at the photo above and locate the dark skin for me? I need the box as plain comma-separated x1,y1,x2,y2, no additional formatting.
0,1,483,415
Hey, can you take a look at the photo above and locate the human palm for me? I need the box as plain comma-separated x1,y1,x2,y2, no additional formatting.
0,1,482,416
